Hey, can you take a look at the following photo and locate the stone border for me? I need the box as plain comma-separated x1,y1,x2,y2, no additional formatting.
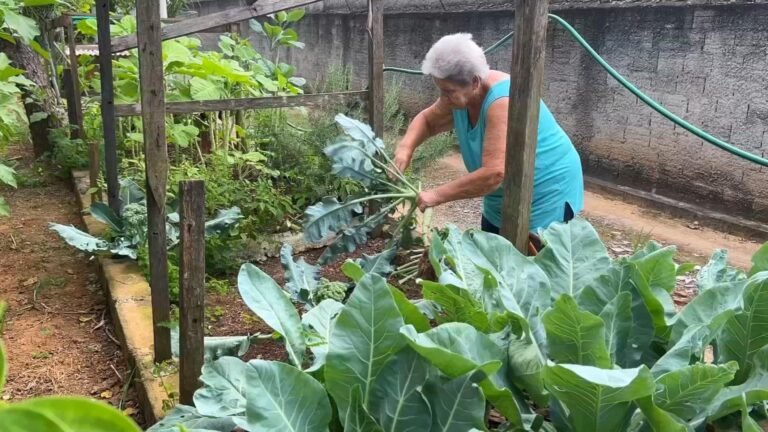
71,170,177,425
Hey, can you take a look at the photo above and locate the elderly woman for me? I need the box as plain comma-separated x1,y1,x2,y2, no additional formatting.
394,33,584,239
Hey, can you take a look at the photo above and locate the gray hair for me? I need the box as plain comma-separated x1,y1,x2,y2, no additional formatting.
421,33,490,85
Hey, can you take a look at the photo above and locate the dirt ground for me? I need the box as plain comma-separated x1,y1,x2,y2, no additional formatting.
0,147,144,426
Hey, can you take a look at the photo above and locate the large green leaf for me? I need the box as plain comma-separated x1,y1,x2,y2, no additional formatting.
204,207,242,237
334,114,385,153
629,256,676,340
302,299,344,372
668,278,746,344
718,272,768,383
190,76,227,100
281,243,320,305
146,405,241,432
303,196,362,243
707,346,768,421
631,244,678,293
506,334,548,407
0,197,8,217
400,323,524,427
651,321,729,378
543,295,611,368
3,10,39,43
633,397,691,432
193,357,251,417
357,247,397,278
653,362,738,421
543,363,656,432
89,202,123,233
750,243,768,276
0,163,16,188
325,273,405,415
237,264,305,367
48,223,110,253
698,249,746,291
370,348,432,432
243,360,332,432
423,371,487,432
343,386,384,432
533,218,611,299
422,281,515,333
429,225,485,295
0,408,68,432
599,291,632,366
324,138,379,186
0,397,141,432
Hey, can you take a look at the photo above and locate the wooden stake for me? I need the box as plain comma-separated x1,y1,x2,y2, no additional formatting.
500,0,550,253
179,180,205,405
367,0,385,138
137,0,172,362
95,0,121,214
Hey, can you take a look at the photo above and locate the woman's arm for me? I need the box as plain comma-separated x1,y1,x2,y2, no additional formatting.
393,97,454,172
417,99,508,211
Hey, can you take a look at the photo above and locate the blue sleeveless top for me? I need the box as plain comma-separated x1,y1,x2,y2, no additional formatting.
452,79,584,232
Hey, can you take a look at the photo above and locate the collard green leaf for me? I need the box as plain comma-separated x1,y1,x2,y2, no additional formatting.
0,408,68,432
599,291,632,366
631,244,678,294
429,225,485,294
119,178,145,205
422,281,514,333
390,285,431,333
654,362,738,421
718,272,768,383
740,396,763,432
370,348,432,432
750,243,768,277
237,264,305,367
423,371,487,432
89,202,123,233
543,363,656,432
707,346,768,421
633,397,691,432
651,323,723,378
629,257,676,340
244,360,332,432
698,249,746,291
668,279,746,344
304,197,362,243
145,405,241,432
204,207,242,236
281,244,319,305
193,357,251,417
344,386,384,432
0,163,17,188
3,397,142,432
543,295,611,368
506,334,548,407
357,247,397,277
400,323,524,426
533,217,611,299
325,273,405,415
302,299,344,372
334,114,385,154
48,223,110,253
324,138,378,186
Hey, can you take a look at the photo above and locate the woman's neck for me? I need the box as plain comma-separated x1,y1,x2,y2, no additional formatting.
468,79,492,113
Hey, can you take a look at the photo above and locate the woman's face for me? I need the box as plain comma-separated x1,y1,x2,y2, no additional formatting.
434,77,479,109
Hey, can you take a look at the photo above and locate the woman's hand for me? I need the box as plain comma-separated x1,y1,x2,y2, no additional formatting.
417,190,442,212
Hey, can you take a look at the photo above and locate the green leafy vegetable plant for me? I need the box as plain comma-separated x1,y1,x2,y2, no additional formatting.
150,218,768,431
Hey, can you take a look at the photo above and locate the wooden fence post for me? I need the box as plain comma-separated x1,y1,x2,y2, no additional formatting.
500,0,550,253
137,0,173,362
179,180,206,405
96,1,121,213
367,0,384,138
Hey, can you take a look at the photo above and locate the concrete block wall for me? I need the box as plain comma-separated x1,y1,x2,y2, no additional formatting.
189,0,768,222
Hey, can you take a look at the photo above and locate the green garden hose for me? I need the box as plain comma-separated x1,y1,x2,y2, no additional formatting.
384,14,768,168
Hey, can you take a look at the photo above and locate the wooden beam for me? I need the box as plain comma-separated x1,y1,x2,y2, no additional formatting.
137,0,173,363
500,0,550,253
178,180,206,406
111,0,322,53
367,0,384,138
114,91,367,117
96,0,121,214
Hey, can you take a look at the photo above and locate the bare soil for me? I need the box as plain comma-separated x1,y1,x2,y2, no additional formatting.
0,146,144,426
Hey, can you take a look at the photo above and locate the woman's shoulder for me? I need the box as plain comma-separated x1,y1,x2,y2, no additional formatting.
486,70,510,86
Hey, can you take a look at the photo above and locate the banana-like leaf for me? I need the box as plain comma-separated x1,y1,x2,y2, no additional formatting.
653,362,739,421
534,218,612,300
697,249,746,291
281,243,320,305
543,294,611,368
145,405,241,432
48,223,110,252
400,323,525,427
423,370,487,432
302,299,344,372
243,360,332,432
370,348,432,432
344,386,384,432
237,264,305,367
599,291,632,366
89,202,123,233
543,363,656,432
325,273,405,415
204,207,242,237
718,272,768,383
750,243,768,277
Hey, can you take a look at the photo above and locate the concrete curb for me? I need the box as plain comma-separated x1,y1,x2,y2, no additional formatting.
71,171,177,425
585,176,768,241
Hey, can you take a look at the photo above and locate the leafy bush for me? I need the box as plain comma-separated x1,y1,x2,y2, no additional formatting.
152,218,768,432
48,126,92,175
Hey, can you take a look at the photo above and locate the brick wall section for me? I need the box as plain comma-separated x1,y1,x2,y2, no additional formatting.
190,1,768,221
